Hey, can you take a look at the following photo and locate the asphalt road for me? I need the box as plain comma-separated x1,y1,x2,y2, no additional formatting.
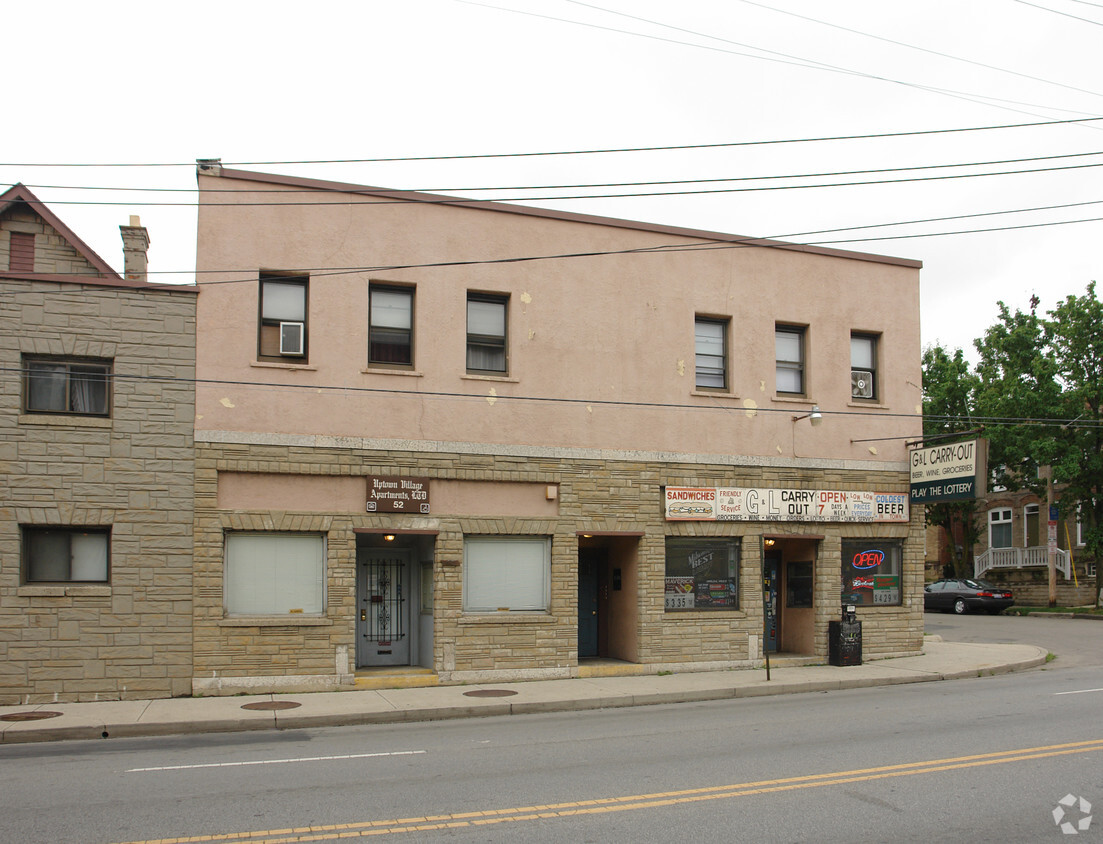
2,615,1101,844
925,610,1103,667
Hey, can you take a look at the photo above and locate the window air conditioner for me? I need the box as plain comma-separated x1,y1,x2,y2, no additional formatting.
851,370,873,398
279,321,305,356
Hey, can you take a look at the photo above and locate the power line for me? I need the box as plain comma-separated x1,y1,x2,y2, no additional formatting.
1012,0,1103,25
733,0,1103,101
193,213,1098,284
2,117,1102,168
3,365,1098,431
10,159,1103,208
13,149,1103,196
10,198,1096,281
464,0,1103,120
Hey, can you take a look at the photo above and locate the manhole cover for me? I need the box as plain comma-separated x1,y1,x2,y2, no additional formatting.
0,711,63,722
240,701,302,711
462,689,518,698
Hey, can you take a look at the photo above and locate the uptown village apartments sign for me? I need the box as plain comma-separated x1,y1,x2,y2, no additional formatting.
664,487,910,523
366,475,431,513
908,439,986,504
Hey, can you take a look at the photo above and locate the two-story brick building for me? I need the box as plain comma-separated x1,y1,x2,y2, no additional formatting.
969,489,1096,605
0,185,197,704
191,162,925,694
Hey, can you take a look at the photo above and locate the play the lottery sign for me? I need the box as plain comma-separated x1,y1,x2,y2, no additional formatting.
665,487,909,523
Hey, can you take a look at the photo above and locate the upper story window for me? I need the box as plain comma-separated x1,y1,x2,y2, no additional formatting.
23,526,110,583
775,325,806,395
695,317,728,390
850,333,878,401
369,285,414,367
258,274,308,362
9,231,35,271
467,293,508,374
23,356,111,416
989,508,1013,549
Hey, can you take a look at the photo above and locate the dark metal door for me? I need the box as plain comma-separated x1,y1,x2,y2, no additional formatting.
578,561,599,658
764,553,780,653
357,549,410,666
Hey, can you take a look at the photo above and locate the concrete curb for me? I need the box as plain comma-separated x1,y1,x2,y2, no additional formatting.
0,642,1051,745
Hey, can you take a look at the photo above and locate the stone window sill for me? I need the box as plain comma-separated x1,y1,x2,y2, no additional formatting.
251,361,318,372
361,367,423,377
218,616,333,627
461,374,519,384
17,585,111,597
18,414,111,429
664,610,747,619
691,390,741,400
459,613,555,625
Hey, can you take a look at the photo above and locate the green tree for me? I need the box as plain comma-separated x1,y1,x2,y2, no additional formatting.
1046,284,1103,607
973,284,1103,606
921,344,981,577
973,299,1062,496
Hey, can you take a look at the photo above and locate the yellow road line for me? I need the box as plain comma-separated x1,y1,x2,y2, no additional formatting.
113,738,1103,844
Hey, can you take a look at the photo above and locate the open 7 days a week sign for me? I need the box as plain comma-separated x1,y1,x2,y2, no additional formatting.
665,487,909,523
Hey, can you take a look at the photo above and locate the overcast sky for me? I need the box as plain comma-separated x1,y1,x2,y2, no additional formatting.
5,0,1101,359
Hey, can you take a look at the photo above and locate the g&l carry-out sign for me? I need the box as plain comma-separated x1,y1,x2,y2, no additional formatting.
366,475,430,514
664,487,909,523
909,438,986,503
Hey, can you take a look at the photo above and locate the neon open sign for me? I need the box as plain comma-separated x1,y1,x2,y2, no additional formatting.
852,549,885,570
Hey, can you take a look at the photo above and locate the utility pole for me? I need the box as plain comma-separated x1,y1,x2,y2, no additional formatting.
1046,465,1057,607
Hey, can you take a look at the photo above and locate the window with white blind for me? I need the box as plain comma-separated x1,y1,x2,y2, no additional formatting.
776,325,806,395
463,536,550,612
224,533,325,615
695,317,728,390
467,293,508,373
369,285,414,367
258,274,308,361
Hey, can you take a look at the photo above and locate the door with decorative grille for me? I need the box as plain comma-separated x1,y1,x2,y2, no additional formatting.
357,548,411,666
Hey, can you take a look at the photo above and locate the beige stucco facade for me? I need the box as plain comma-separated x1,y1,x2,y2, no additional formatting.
1,186,197,703
193,164,925,693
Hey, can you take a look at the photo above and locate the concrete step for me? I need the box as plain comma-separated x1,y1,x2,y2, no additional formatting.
353,667,439,690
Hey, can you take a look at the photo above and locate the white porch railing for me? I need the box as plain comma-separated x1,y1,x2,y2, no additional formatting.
975,546,1071,580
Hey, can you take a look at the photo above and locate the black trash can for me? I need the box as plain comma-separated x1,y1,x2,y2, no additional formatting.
828,609,862,666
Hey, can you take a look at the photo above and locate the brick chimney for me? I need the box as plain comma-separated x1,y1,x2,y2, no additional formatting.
120,215,150,282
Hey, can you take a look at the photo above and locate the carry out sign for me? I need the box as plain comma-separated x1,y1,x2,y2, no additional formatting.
909,438,986,504
664,487,909,523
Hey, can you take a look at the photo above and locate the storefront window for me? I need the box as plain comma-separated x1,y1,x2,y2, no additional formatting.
841,539,902,606
664,538,740,611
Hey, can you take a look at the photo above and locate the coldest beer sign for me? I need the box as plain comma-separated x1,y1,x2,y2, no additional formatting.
909,438,986,504
664,487,908,523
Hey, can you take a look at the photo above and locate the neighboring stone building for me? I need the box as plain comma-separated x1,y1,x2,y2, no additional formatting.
971,489,1097,606
0,185,197,704
192,161,925,695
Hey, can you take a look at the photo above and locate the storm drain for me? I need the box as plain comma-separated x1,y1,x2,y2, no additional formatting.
1,711,63,721
240,701,302,711
462,689,518,698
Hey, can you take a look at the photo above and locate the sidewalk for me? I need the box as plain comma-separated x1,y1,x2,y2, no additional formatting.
0,636,1047,745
